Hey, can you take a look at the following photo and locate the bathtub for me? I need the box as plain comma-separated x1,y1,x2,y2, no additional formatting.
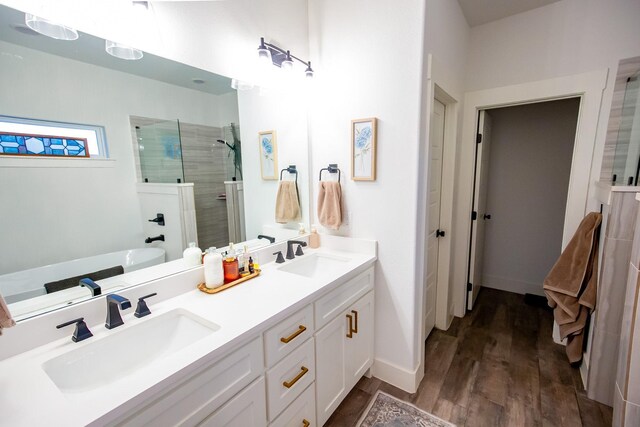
0,248,165,305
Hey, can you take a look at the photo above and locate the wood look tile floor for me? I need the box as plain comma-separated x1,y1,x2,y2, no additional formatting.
324,288,613,427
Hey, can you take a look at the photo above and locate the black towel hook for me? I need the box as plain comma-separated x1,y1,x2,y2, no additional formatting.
319,163,341,182
279,165,298,185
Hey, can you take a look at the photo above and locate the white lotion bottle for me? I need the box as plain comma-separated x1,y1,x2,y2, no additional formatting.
204,247,224,289
183,242,202,267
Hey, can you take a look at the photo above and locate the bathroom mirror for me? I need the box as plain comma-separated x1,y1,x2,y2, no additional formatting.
0,4,310,320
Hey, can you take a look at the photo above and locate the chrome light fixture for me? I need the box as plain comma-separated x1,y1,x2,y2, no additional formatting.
24,13,78,40
256,37,313,78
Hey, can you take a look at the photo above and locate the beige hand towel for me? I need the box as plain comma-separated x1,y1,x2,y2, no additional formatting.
544,212,601,363
0,292,16,336
317,181,342,230
275,181,301,223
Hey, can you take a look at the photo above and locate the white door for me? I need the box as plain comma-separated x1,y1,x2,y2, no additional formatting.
346,292,374,384
467,110,492,310
424,99,446,337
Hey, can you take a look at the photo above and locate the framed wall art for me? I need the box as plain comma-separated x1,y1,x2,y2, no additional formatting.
258,130,278,180
351,117,377,181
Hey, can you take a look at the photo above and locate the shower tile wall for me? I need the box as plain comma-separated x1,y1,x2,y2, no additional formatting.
180,123,230,250
589,191,638,406
613,195,640,426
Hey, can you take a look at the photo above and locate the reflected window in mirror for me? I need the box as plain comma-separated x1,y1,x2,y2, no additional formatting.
0,115,107,158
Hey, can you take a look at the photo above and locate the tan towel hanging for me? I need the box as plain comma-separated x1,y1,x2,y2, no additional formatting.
317,181,342,230
0,292,16,336
275,181,301,223
544,212,601,363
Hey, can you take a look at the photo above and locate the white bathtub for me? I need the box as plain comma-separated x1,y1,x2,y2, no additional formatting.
0,248,165,304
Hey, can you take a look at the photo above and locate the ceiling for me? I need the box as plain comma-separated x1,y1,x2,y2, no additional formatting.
457,0,563,27
0,4,234,95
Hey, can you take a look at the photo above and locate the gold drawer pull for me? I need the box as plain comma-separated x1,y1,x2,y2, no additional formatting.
351,310,359,334
280,325,307,343
283,366,309,388
302,420,310,427
346,314,353,338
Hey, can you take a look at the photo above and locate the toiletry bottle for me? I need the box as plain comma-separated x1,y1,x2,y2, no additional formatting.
183,242,202,267
204,247,224,289
309,226,320,248
299,223,307,235
223,243,240,282
248,256,255,274
241,245,250,276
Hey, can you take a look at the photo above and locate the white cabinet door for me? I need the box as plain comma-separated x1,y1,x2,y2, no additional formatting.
346,291,374,386
198,377,267,427
315,310,348,426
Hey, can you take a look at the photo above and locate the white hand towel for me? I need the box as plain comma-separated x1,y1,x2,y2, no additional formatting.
0,292,15,336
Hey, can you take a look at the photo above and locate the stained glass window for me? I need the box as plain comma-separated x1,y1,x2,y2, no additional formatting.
0,116,107,158
0,133,88,157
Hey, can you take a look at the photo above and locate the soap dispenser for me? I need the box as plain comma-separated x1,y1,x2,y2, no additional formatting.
204,247,224,289
309,225,320,249
223,242,240,283
183,242,202,267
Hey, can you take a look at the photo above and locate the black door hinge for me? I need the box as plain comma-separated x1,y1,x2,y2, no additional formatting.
471,211,477,221
467,283,473,292
436,229,445,238
476,134,482,144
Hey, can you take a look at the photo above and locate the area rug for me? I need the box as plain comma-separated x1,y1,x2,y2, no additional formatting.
357,391,456,427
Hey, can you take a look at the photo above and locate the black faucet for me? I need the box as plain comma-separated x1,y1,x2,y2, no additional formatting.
145,234,165,244
258,234,276,244
79,278,101,296
286,240,307,260
56,317,93,342
105,294,131,329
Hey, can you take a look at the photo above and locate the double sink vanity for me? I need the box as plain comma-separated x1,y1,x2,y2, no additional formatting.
0,235,377,427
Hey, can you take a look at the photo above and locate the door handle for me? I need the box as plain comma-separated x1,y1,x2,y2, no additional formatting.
280,325,307,343
346,314,354,338
436,229,445,238
483,214,491,220
302,420,310,427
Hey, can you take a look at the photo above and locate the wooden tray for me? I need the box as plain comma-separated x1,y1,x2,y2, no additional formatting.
197,269,261,294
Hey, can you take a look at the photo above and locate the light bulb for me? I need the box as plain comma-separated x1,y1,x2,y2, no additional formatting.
281,51,294,71
105,40,143,60
25,13,78,40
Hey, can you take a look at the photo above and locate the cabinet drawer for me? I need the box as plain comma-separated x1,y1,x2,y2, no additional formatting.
266,338,315,420
198,377,267,427
270,383,316,427
114,336,264,427
315,267,374,329
264,305,314,368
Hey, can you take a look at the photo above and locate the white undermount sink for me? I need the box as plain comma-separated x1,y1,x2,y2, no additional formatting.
42,309,220,393
278,252,351,278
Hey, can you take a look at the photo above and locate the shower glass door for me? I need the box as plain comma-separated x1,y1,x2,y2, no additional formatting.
612,73,640,185
136,119,185,184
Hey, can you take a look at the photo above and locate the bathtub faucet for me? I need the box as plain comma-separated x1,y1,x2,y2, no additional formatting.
145,234,165,244
257,234,276,244
79,278,101,296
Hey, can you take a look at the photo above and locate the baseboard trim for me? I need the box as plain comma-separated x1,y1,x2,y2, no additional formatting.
372,357,423,393
482,274,545,296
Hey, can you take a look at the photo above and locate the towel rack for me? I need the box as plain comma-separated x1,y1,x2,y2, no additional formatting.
280,165,298,184
319,163,341,182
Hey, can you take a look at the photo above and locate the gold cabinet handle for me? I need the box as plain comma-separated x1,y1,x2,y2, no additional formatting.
283,366,309,388
280,325,307,343
302,420,310,427
351,310,358,334
346,314,354,338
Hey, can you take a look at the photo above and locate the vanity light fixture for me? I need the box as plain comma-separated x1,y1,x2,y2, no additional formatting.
105,40,144,61
24,13,78,41
257,37,313,78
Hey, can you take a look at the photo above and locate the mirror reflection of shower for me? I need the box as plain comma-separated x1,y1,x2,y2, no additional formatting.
132,117,244,249
612,70,640,186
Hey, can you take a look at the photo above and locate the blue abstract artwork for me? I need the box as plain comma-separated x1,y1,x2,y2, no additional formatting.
0,133,88,157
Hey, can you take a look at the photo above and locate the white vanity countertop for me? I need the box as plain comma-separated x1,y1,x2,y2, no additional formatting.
0,241,376,427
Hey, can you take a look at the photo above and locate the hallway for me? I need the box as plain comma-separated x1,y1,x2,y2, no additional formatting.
325,288,612,426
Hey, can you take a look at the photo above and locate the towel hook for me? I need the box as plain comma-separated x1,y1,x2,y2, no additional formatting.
280,165,298,185
319,163,341,182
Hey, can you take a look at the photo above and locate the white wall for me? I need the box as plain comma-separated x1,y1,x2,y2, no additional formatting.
482,99,580,296
0,40,230,274
308,0,427,391
465,0,640,189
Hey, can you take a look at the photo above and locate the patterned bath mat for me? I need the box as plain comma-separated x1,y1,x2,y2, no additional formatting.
357,391,456,427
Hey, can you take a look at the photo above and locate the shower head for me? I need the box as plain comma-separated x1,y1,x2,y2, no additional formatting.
218,139,235,150
217,139,226,144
